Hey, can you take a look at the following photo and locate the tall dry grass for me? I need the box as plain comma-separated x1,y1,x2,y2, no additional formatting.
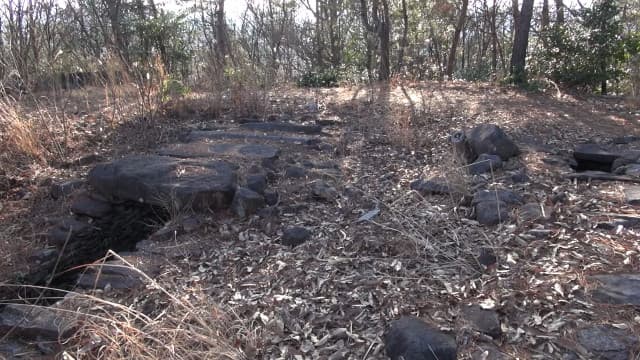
1,251,256,360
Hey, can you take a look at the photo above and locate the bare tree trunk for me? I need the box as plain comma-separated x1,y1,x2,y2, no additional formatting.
106,0,128,63
510,0,534,84
445,0,469,78
360,0,390,81
542,0,550,28
490,0,498,73
395,0,409,73
555,0,564,24
378,0,390,80
215,0,228,67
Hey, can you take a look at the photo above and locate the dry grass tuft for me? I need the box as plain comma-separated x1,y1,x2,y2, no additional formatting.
0,97,46,165
371,189,496,279
2,252,255,360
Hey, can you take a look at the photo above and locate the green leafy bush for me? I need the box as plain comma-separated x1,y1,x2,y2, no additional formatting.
161,78,190,102
297,70,339,87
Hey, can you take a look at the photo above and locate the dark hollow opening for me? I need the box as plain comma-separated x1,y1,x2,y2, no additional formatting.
572,158,614,173
1,202,168,306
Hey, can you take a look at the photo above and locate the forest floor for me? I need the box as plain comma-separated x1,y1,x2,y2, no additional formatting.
1,81,640,359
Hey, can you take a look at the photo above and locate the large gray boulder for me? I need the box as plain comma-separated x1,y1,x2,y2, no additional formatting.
384,316,457,360
467,124,519,160
88,155,237,210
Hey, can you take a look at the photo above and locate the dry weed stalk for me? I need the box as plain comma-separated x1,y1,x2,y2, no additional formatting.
1,251,254,360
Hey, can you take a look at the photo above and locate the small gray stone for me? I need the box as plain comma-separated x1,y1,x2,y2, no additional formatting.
461,305,501,338
623,164,640,177
246,174,267,194
518,203,552,222
471,344,509,360
264,191,279,206
478,247,497,267
282,226,311,247
612,135,640,144
510,171,530,183
285,166,306,179
384,316,457,360
468,154,503,175
50,179,84,199
311,180,339,201
231,187,265,217
410,178,454,195
472,189,523,206
624,186,640,205
475,200,509,225
527,228,552,239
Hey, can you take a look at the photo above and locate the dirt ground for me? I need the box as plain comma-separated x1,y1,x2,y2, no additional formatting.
1,81,640,359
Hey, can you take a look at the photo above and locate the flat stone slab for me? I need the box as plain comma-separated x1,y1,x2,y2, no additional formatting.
567,171,640,183
239,122,322,134
624,186,640,205
75,255,159,290
0,304,76,340
187,131,321,146
577,325,638,360
158,141,280,160
574,144,621,164
88,155,237,210
590,273,640,305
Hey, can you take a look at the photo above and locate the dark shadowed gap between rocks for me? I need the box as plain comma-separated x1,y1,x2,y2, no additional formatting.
571,143,621,173
0,202,168,306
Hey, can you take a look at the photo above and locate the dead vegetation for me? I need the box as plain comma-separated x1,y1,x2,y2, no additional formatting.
1,81,640,359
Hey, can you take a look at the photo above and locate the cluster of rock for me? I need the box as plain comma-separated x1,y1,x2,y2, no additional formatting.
412,124,536,226
384,275,640,360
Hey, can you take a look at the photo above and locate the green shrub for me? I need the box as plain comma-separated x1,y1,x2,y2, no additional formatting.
161,78,190,102
297,70,339,87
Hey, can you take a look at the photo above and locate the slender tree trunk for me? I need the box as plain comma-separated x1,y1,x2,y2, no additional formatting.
490,0,498,73
215,0,228,68
510,0,534,83
314,0,323,68
445,0,469,78
378,0,390,80
542,0,550,28
395,0,408,73
555,0,564,24
512,0,520,33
